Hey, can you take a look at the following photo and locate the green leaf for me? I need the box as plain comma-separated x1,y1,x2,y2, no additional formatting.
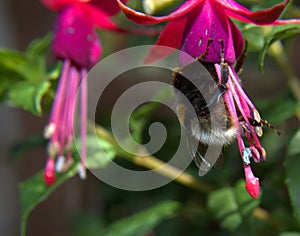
207,180,261,232
9,80,50,115
0,49,30,79
0,73,21,99
26,33,52,60
286,129,300,157
19,163,78,236
280,233,300,236
71,212,105,236
285,129,300,223
242,25,265,50
259,25,300,72
102,201,181,236
0,35,50,84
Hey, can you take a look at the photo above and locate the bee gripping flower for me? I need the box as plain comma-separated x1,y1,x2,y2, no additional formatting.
42,0,128,185
117,0,299,197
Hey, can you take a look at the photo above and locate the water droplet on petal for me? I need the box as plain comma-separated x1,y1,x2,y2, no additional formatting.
198,39,202,47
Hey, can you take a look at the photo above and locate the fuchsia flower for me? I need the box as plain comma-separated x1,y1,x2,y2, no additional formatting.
42,0,128,185
117,0,299,64
117,0,300,197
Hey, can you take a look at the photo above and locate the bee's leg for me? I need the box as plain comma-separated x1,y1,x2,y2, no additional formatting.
202,40,228,109
219,39,229,86
197,38,213,62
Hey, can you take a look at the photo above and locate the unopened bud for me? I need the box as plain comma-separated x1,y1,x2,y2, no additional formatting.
244,164,260,198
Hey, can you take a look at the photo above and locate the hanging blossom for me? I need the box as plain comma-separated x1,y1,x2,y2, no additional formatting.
117,0,300,197
42,0,129,185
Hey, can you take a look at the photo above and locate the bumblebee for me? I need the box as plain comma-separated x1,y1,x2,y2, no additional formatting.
173,40,280,173
173,58,237,174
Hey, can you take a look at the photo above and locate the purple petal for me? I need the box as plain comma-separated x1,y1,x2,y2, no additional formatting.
179,1,242,64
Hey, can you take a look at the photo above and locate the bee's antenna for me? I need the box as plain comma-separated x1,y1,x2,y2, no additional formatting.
248,114,283,136
260,119,283,136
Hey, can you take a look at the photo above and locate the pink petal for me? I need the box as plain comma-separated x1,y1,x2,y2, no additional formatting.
229,19,244,61
41,0,128,22
221,0,290,25
144,16,188,64
87,4,162,35
85,5,127,32
116,0,202,25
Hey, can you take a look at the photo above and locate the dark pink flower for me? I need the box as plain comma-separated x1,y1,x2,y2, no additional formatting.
42,0,129,68
117,0,298,64
117,0,299,197
42,0,128,184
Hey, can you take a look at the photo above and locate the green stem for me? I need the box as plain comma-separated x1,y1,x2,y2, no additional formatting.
126,151,214,193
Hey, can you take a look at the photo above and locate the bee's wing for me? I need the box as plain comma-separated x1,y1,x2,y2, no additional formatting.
213,149,224,169
186,133,224,176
